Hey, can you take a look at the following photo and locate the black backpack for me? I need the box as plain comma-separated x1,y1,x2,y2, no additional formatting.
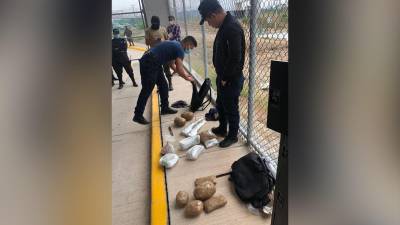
229,152,275,208
190,78,212,112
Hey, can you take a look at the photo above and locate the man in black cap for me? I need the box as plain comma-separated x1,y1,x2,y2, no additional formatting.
198,0,245,148
112,28,138,89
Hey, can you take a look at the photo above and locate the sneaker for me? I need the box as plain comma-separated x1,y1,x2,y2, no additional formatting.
161,107,178,115
211,127,227,137
219,136,238,148
133,115,150,125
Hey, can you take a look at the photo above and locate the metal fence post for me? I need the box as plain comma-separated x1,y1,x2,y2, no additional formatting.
247,0,258,144
172,0,177,19
181,0,191,72
201,24,208,79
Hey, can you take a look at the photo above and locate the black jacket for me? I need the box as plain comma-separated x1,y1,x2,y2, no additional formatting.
112,38,129,63
213,12,245,82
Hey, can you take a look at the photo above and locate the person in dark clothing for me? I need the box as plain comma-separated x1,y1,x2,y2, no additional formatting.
133,36,197,125
112,28,138,89
145,16,175,91
123,26,134,46
198,0,245,148
112,70,118,86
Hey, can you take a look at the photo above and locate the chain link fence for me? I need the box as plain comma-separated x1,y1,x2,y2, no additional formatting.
112,0,147,44
169,0,288,176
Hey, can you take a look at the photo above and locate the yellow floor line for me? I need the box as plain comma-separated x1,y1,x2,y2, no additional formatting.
151,89,168,225
128,45,148,51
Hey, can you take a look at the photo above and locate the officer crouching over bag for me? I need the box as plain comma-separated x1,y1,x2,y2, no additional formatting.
132,36,197,125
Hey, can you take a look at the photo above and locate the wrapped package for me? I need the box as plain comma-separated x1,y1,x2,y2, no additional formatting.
159,153,179,168
181,118,205,137
181,112,194,121
181,121,198,136
160,142,176,155
188,119,206,137
193,181,216,201
199,131,217,144
184,200,204,217
174,116,186,127
204,195,227,213
194,175,217,186
179,135,200,151
186,145,205,160
204,138,219,149
175,191,189,208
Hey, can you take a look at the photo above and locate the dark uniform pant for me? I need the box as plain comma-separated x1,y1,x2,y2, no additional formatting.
112,59,136,85
134,53,169,117
163,63,172,88
216,75,244,138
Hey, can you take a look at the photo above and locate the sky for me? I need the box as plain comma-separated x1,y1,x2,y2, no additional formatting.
112,0,140,11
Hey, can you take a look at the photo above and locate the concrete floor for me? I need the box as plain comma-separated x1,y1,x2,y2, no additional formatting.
112,46,271,225
112,48,150,225
160,77,272,225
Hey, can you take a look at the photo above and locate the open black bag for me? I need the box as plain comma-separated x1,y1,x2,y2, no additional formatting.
189,78,212,112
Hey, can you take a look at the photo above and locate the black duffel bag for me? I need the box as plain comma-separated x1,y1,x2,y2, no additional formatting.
230,152,275,208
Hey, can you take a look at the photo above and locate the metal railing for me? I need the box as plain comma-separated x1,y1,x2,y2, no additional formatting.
169,0,288,177
112,0,147,44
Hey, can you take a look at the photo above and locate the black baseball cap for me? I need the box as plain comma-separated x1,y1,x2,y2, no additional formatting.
198,0,223,25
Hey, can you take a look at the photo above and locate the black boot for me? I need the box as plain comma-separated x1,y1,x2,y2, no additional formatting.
161,107,177,115
133,115,150,125
211,127,227,137
219,136,238,148
118,83,124,89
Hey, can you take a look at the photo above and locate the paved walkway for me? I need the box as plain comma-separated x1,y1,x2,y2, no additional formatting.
112,47,150,225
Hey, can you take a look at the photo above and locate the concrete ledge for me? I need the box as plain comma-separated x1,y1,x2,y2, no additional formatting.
151,91,168,225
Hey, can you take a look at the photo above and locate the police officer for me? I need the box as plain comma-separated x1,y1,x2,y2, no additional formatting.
112,28,138,89
133,36,197,125
198,0,245,148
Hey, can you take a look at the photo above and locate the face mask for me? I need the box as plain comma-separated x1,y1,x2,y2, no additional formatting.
184,49,191,54
113,34,119,38
169,21,174,25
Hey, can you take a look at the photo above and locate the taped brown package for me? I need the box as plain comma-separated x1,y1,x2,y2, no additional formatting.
184,200,204,217
204,195,228,213
193,181,216,201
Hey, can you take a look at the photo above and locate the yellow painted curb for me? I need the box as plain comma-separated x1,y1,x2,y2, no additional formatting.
151,89,168,225
129,45,148,51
